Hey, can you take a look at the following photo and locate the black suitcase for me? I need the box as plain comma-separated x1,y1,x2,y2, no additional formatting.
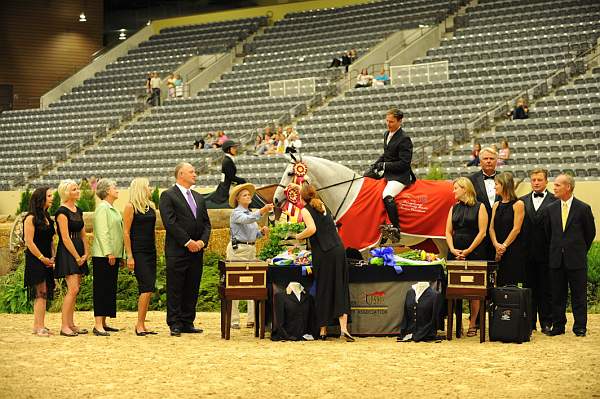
489,286,532,343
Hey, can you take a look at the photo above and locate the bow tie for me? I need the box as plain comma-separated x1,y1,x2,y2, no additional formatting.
483,174,495,180
533,192,545,198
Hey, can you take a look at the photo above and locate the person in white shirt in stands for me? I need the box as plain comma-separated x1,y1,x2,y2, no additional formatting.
355,68,373,88
284,127,302,154
150,72,162,106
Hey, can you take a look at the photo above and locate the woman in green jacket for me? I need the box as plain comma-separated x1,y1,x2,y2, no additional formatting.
91,179,125,336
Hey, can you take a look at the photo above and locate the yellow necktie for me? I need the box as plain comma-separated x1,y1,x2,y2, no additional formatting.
561,202,568,231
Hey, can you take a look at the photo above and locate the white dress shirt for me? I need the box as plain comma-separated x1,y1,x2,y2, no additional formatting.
532,191,546,211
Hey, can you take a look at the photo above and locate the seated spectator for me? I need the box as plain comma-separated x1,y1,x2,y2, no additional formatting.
328,54,343,68
466,142,481,167
193,138,205,150
348,48,357,63
258,132,274,155
372,67,390,87
174,74,183,98
285,131,302,154
254,134,264,154
508,97,529,120
215,131,229,148
166,74,175,98
497,139,511,166
355,68,373,88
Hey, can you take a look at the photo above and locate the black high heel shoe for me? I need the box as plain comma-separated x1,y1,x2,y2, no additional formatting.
342,332,355,342
135,327,147,336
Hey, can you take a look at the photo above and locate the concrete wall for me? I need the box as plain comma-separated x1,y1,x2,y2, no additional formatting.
152,0,372,30
387,25,442,67
40,24,157,108
187,50,236,96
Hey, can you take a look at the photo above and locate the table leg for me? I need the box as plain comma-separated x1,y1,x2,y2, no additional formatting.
225,300,232,340
260,300,266,339
456,298,463,338
220,299,225,339
447,299,454,341
254,300,259,338
479,298,486,343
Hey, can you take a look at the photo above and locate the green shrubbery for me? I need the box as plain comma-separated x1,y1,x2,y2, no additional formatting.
0,252,223,314
76,179,96,212
2,243,600,314
16,189,32,214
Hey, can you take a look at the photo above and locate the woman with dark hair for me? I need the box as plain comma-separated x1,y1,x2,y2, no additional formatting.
24,187,56,336
209,140,247,206
295,183,354,342
490,172,526,286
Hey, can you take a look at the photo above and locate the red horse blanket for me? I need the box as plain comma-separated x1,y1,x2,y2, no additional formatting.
337,178,454,250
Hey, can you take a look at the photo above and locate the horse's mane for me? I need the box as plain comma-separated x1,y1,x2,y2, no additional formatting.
300,155,355,175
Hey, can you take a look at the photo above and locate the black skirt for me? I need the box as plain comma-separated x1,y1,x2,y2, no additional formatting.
54,237,89,278
133,251,157,294
24,251,55,303
313,244,351,327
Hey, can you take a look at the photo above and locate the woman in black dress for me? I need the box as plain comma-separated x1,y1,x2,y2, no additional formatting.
24,187,56,337
490,172,525,286
295,183,354,342
445,177,488,337
54,180,90,337
123,178,158,336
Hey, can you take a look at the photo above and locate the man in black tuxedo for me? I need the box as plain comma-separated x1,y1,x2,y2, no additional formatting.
468,147,501,259
365,107,415,242
544,174,595,337
159,162,211,336
520,168,557,333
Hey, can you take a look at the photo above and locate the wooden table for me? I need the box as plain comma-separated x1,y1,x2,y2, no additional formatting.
218,260,268,340
445,261,497,343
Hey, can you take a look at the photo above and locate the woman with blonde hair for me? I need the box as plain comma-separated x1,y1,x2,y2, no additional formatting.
54,179,90,336
490,172,525,286
91,179,125,336
295,183,354,341
123,178,158,336
445,176,488,337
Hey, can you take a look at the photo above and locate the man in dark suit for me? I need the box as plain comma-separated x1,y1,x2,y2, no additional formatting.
544,174,595,337
366,107,415,242
468,147,501,259
159,162,212,336
520,168,557,333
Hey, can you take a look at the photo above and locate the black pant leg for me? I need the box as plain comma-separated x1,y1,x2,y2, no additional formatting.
92,257,118,317
166,256,187,329
567,267,588,332
181,252,203,327
538,262,553,328
550,265,568,330
525,260,539,328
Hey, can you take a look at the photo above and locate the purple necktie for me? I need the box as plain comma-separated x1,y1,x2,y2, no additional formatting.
185,190,197,218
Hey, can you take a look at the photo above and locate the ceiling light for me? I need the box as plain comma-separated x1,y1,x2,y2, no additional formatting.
79,12,87,22
119,31,126,40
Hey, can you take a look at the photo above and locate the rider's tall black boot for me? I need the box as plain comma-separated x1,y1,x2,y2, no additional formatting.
382,195,401,242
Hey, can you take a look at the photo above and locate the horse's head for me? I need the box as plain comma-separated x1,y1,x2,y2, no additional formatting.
273,154,311,208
